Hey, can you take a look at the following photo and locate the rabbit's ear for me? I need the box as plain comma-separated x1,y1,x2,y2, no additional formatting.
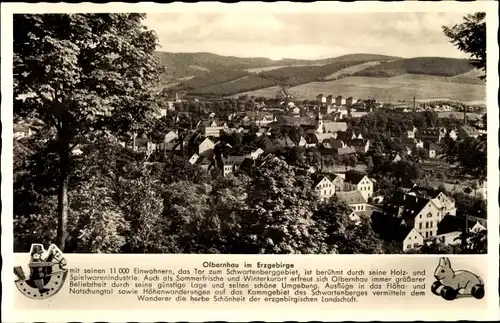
442,257,451,267
439,257,446,266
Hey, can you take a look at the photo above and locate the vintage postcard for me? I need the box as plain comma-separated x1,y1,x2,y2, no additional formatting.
1,1,499,321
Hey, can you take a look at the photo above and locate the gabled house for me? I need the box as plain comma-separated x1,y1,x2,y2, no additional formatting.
335,190,367,212
424,142,440,159
349,139,370,154
404,187,456,216
335,95,346,106
400,227,425,252
297,136,307,147
407,126,418,139
198,120,228,138
383,189,455,240
322,121,348,134
347,211,362,224
219,155,246,176
429,191,457,216
188,154,200,165
371,211,423,252
344,171,373,201
447,129,458,140
198,137,215,157
291,106,301,116
317,94,326,104
256,114,277,126
313,174,335,201
392,153,402,162
247,148,264,160
471,220,487,233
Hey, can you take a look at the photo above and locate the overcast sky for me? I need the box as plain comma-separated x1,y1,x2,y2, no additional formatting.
143,12,470,60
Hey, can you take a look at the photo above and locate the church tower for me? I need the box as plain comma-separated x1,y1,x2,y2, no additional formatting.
316,109,324,134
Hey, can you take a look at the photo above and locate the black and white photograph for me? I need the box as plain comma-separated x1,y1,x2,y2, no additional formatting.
13,10,488,255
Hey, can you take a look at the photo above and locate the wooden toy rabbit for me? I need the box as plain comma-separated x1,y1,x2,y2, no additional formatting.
431,257,484,301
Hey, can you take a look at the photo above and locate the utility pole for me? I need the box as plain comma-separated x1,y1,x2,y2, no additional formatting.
413,96,416,112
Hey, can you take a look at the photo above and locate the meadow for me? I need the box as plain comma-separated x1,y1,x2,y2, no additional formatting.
238,74,486,104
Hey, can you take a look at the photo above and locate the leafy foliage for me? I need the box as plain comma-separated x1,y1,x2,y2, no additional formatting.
14,13,163,250
440,135,486,183
442,12,486,80
354,57,476,78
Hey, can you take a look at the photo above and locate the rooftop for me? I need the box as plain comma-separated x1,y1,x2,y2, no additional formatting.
335,190,366,205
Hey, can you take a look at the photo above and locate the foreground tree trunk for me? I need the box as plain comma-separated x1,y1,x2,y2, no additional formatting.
56,142,70,251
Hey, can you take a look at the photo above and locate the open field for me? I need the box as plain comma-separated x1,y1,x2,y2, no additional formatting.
192,75,277,96
437,111,483,119
245,64,320,73
238,74,485,103
354,57,475,78
323,61,381,80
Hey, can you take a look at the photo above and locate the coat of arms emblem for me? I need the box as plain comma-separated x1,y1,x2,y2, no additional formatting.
14,243,68,299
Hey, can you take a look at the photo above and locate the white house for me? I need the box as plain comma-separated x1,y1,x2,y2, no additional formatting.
188,154,199,165
298,136,307,147
402,228,425,252
344,172,374,201
470,221,486,233
335,190,368,212
385,190,456,241
198,138,215,157
314,176,335,201
248,148,265,160
317,94,326,104
347,211,361,225
199,120,228,138
407,126,418,139
430,191,457,216
447,129,458,140
335,95,346,106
